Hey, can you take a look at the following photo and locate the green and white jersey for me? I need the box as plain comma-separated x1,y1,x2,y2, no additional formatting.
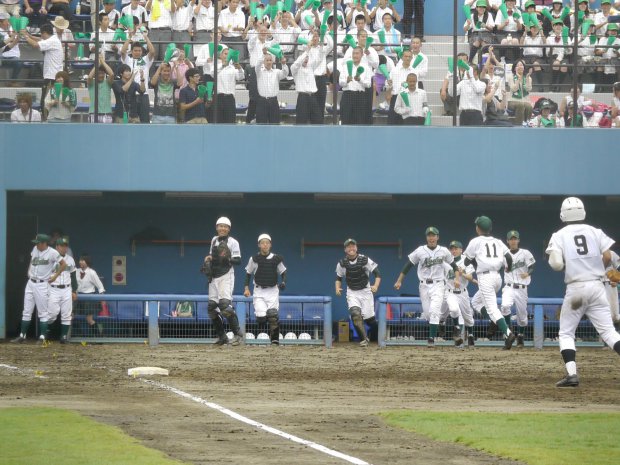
504,248,535,286
446,255,475,291
52,254,77,287
408,245,454,281
28,246,62,281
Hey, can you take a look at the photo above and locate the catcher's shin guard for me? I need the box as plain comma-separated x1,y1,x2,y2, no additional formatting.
349,306,367,341
266,308,279,343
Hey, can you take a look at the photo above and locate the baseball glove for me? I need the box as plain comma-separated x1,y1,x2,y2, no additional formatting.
606,269,620,283
214,241,232,265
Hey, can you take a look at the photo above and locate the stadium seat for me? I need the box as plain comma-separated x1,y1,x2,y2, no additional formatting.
280,303,303,320
302,303,324,321
116,301,145,321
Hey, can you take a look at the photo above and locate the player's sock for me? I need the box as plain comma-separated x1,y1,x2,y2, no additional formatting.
561,349,577,375
480,307,488,319
496,318,511,336
39,321,48,338
20,320,30,336
504,315,511,326
466,326,474,336
61,324,70,338
429,324,438,339
518,325,525,335
613,341,620,356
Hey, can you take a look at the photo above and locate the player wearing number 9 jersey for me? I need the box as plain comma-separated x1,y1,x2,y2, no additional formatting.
546,197,620,388
463,216,517,350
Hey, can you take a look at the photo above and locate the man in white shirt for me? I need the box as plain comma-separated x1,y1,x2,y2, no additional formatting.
90,13,117,61
172,0,192,47
374,12,401,60
272,11,301,57
256,51,289,124
291,35,322,124
394,72,428,125
20,22,64,120
121,0,148,25
100,0,121,27
246,23,275,123
205,47,244,123
218,0,246,60
457,65,486,126
146,0,174,59
387,48,414,124
193,0,214,57
338,46,371,125
546,197,620,387
120,32,156,122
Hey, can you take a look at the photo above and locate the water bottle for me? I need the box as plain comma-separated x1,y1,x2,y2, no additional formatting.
76,2,81,15
507,33,512,42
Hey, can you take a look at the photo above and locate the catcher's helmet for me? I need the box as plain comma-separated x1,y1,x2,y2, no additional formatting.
258,233,272,243
560,197,586,223
216,217,231,227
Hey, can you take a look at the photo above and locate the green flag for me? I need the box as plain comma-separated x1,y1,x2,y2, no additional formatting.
197,84,207,99
113,29,127,41
561,26,569,45
365,36,374,49
227,49,240,63
499,2,508,20
184,43,191,58
283,0,294,11
54,82,62,99
377,29,386,44
304,0,314,9
164,43,177,63
267,44,283,59
344,34,357,48
457,59,470,71
581,20,593,37
560,6,570,21
463,4,472,21
355,65,364,77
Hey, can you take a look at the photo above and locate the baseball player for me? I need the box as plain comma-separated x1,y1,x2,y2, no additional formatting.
546,197,620,388
203,217,243,346
604,251,620,329
500,230,536,348
444,240,477,347
394,227,457,347
11,234,66,344
335,239,381,347
463,216,517,350
244,234,287,346
46,238,77,344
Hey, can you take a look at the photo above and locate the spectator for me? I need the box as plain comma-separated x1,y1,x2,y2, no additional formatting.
440,52,469,116
170,48,193,93
343,28,378,124
595,23,620,91
387,48,414,125
464,0,495,64
0,12,21,82
100,0,121,27
146,0,174,60
87,53,115,123
255,51,289,124
76,254,106,336
179,67,209,123
482,78,511,126
150,61,180,123
402,0,424,40
576,19,597,86
409,37,427,86
318,0,345,36
595,0,614,38
374,12,401,62
291,43,322,124
546,18,571,92
457,64,486,126
369,0,398,33
172,0,192,48
528,99,563,127
20,22,64,120
45,70,76,123
11,93,42,122
48,0,73,20
542,0,569,37
121,0,148,26
272,11,300,60
495,0,523,63
295,0,318,31
205,47,244,124
112,63,146,123
218,0,246,60
394,72,428,125
338,46,371,125
193,0,215,58
120,34,155,123
345,2,370,30
570,0,591,34
521,20,544,91
196,30,224,74
508,59,533,125
89,13,118,62
0,0,20,17
246,23,275,123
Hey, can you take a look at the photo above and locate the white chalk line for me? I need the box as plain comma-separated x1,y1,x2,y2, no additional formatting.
141,378,373,465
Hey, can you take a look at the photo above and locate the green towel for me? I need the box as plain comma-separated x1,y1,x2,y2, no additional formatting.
499,2,508,20
267,44,283,59
608,36,617,47
77,43,84,59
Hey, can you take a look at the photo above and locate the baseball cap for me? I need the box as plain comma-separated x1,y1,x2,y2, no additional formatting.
216,216,231,227
103,0,116,4
56,237,70,246
552,19,564,26
602,0,611,4
524,0,536,8
475,216,493,232
506,230,520,240
257,233,272,243
608,23,619,31
449,240,463,249
425,226,439,236
32,234,51,244
344,238,357,247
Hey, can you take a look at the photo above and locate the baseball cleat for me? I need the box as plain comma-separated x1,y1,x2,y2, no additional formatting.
427,338,435,348
487,321,498,339
270,339,280,346
213,337,228,346
467,335,475,347
230,334,244,346
454,337,464,347
503,333,516,350
555,374,579,388
516,334,525,347
359,338,369,347
11,335,26,343
59,336,68,345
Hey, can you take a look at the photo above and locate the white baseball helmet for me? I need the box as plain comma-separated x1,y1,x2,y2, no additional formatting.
258,233,272,243
245,332,255,339
560,197,586,223
284,332,297,340
226,331,234,339
257,332,269,340
216,217,231,227
298,333,311,340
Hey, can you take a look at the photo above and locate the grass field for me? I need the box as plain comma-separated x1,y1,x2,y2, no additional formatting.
381,411,620,465
0,407,190,465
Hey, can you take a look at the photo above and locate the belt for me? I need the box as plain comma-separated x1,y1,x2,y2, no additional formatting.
420,279,445,285
30,278,45,283
255,284,276,289
51,284,68,289
448,289,462,294
261,96,278,100
509,283,526,289
461,109,482,113
479,271,493,274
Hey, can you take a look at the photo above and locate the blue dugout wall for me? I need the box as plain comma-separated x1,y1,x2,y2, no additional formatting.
1,125,620,337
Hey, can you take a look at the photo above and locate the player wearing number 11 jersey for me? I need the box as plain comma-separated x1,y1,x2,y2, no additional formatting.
546,197,620,388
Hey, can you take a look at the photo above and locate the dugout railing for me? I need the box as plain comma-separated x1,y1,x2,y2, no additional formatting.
73,293,332,347
377,296,604,349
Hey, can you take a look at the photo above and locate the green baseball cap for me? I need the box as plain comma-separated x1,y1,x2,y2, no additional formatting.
32,233,51,244
344,238,357,247
56,237,70,246
449,240,463,249
506,230,520,240
608,23,619,31
602,0,612,4
425,226,439,236
476,0,487,8
552,18,564,25
475,216,493,232
524,0,536,8
103,0,116,4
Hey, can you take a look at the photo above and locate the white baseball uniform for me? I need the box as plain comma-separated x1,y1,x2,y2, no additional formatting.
604,251,620,324
22,246,62,323
546,224,620,352
208,235,241,302
48,254,77,325
408,245,454,324
464,235,509,324
246,253,286,317
445,256,475,327
501,248,536,327
336,255,378,319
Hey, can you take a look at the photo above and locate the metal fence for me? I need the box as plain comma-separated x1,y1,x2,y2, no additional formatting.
74,293,332,347
376,296,604,349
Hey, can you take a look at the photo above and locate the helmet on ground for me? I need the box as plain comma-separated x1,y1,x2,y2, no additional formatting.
284,332,297,340
298,333,312,340
257,332,270,340
245,332,255,339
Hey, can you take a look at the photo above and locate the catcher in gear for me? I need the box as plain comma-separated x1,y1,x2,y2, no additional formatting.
204,217,243,346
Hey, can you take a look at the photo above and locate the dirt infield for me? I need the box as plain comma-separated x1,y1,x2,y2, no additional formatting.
1,342,619,465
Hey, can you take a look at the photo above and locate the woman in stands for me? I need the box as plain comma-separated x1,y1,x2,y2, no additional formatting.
10,93,42,123
507,59,533,125
76,254,106,336
46,70,77,123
